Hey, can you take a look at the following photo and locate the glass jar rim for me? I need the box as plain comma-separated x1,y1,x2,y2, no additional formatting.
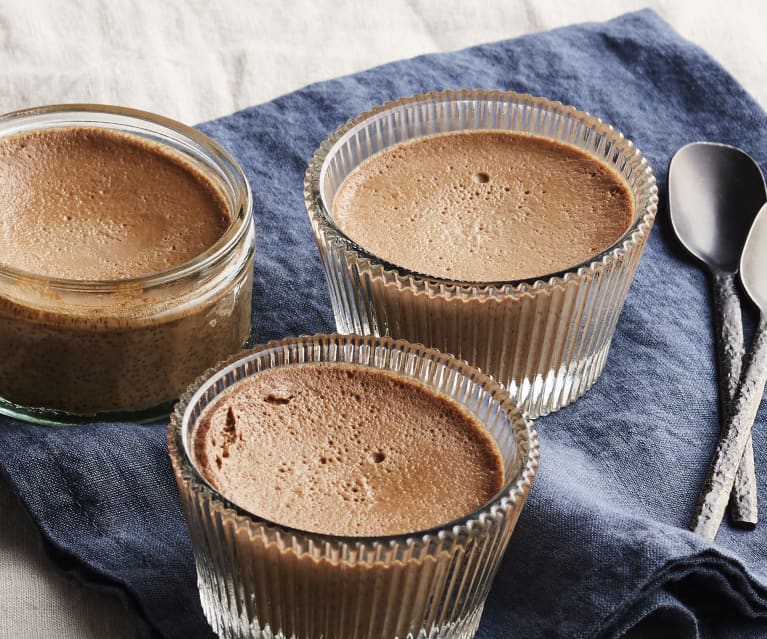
0,103,253,293
169,333,540,547
305,89,658,294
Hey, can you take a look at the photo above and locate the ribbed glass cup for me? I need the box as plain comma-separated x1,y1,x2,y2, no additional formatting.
169,333,539,639
305,90,658,417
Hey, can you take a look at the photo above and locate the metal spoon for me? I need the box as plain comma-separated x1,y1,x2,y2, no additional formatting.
669,142,766,528
691,201,767,538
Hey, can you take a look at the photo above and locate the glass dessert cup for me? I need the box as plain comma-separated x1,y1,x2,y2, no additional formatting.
0,105,255,425
169,333,539,639
305,90,658,417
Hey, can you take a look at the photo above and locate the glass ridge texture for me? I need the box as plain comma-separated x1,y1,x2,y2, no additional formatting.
304,90,658,417
169,333,539,639
0,105,256,424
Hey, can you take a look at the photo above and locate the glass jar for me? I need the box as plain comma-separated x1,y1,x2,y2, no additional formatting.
169,333,539,639
0,105,255,424
305,90,658,417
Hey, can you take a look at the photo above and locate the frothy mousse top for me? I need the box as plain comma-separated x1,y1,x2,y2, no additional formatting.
0,127,231,280
331,131,634,281
193,363,505,537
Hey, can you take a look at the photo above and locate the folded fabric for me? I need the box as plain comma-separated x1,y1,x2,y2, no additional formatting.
1,8,766,639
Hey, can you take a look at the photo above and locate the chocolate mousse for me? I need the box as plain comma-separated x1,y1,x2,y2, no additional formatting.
171,335,537,639
307,111,653,417
0,127,230,280
0,117,254,419
331,130,634,281
193,362,504,536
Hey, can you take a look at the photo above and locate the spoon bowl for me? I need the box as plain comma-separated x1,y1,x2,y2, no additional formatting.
669,142,766,270
741,202,767,310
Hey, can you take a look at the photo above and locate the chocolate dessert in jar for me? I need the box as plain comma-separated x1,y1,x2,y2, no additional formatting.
305,90,658,417
0,105,255,424
169,333,538,639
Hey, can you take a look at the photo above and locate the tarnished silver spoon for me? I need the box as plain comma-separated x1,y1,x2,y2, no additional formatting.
692,201,767,538
669,142,766,529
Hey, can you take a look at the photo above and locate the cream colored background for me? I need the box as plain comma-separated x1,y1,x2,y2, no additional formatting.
0,1,765,637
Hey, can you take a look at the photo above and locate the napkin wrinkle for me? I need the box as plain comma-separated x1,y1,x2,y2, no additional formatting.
601,550,767,638
603,590,701,639
42,539,159,639
670,552,767,614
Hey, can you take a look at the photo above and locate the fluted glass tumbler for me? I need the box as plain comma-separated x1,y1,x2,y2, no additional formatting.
305,90,658,417
169,333,539,639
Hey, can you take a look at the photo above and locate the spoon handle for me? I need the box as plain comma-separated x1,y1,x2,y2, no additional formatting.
691,315,767,539
712,269,758,527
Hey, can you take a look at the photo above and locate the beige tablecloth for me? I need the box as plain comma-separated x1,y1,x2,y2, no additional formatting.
1,1,765,636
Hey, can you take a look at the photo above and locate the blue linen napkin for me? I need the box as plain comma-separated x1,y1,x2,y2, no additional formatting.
1,9,766,639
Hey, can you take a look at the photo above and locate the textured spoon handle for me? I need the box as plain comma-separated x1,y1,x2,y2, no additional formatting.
712,270,758,526
691,315,767,539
